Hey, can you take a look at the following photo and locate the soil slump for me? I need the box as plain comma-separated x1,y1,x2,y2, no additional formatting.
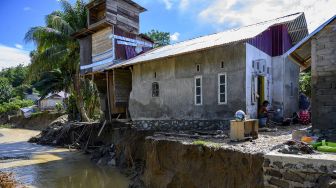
144,137,264,188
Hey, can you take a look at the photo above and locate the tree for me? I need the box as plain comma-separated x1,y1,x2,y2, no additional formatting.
25,0,90,121
299,70,311,97
0,78,13,104
145,29,170,48
0,65,28,87
33,68,71,97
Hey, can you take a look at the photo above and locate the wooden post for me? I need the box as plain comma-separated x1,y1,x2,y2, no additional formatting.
106,72,112,122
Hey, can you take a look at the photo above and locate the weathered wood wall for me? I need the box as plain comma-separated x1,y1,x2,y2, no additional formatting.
92,26,113,57
105,0,140,34
79,36,92,66
113,69,132,107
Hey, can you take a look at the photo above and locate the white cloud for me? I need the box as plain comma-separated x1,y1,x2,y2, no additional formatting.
179,0,189,11
23,6,31,11
198,0,336,32
0,45,30,70
162,0,173,10
15,44,23,49
170,32,180,42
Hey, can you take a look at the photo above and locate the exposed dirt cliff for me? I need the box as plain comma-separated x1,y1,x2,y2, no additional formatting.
143,137,264,188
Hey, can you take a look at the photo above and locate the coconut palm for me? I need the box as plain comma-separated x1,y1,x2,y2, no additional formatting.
25,0,90,121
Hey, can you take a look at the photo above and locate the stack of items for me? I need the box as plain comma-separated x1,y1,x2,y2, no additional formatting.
292,129,336,153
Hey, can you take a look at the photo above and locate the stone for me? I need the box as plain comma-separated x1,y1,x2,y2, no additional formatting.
320,165,328,173
108,159,116,166
273,161,283,169
283,171,304,184
264,159,270,167
266,169,283,178
268,177,290,188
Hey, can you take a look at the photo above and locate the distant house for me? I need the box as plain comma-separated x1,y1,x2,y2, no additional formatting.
20,106,37,118
288,15,336,130
25,93,40,103
39,91,67,111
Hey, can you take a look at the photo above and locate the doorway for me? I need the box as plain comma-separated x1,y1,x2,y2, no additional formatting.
257,76,265,114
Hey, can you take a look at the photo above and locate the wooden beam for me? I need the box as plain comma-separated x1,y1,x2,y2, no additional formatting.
106,71,112,122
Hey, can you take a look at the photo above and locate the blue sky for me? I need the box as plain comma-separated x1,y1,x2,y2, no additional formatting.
0,0,335,69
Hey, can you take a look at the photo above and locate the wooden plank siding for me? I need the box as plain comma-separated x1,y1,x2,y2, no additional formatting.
115,0,140,33
79,36,92,66
113,69,132,108
92,27,113,57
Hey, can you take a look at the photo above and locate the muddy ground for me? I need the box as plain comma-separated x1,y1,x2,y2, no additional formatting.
151,125,311,154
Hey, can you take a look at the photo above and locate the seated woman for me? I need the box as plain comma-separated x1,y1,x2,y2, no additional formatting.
297,93,311,125
259,100,270,127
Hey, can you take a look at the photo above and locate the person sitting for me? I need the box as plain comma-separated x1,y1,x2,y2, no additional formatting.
259,100,270,127
296,93,311,125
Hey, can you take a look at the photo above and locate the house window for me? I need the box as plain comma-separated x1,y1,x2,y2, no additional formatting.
154,72,157,78
218,73,227,104
290,82,294,97
252,61,255,68
196,64,201,72
195,76,202,105
152,82,159,97
221,61,224,68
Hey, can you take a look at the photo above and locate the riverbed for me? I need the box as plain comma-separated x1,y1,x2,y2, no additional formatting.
0,128,130,188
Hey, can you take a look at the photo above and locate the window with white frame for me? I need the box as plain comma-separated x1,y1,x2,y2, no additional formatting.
195,76,202,105
218,73,227,104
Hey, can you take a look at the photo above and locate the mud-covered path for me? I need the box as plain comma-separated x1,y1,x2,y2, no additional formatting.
0,128,129,188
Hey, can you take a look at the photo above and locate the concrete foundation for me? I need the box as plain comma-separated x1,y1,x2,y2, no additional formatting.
264,151,336,188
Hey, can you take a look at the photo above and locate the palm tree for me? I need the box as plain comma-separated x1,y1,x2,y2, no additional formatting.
25,0,90,121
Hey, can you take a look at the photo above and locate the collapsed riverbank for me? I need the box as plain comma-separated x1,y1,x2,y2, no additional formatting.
27,117,336,188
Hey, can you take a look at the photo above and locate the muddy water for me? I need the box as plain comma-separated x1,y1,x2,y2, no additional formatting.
0,128,129,188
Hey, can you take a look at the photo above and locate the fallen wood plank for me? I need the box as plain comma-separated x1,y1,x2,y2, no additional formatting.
97,120,107,137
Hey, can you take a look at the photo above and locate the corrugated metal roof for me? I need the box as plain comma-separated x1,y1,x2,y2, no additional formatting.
110,12,307,69
287,14,336,57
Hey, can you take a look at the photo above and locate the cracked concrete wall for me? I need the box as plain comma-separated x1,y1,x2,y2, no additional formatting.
129,43,246,120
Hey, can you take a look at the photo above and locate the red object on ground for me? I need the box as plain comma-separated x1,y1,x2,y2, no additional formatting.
298,110,310,125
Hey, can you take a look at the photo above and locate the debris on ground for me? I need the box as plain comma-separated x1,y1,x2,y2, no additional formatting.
91,144,116,166
0,171,26,188
278,140,314,154
28,115,100,148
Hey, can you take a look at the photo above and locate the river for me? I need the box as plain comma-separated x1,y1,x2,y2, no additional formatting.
0,128,130,188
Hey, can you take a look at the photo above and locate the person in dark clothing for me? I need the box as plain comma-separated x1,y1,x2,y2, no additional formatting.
299,93,310,110
295,93,311,125
259,100,270,118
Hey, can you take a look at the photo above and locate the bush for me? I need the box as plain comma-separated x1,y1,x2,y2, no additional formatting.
55,102,63,112
0,99,34,114
299,71,311,97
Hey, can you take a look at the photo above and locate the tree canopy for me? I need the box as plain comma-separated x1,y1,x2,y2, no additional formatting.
145,29,170,48
25,0,94,121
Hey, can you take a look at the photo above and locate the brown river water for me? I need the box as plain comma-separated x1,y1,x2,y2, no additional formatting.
0,128,129,188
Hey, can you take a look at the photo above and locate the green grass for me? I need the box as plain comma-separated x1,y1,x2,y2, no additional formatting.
192,140,221,148
0,124,13,128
